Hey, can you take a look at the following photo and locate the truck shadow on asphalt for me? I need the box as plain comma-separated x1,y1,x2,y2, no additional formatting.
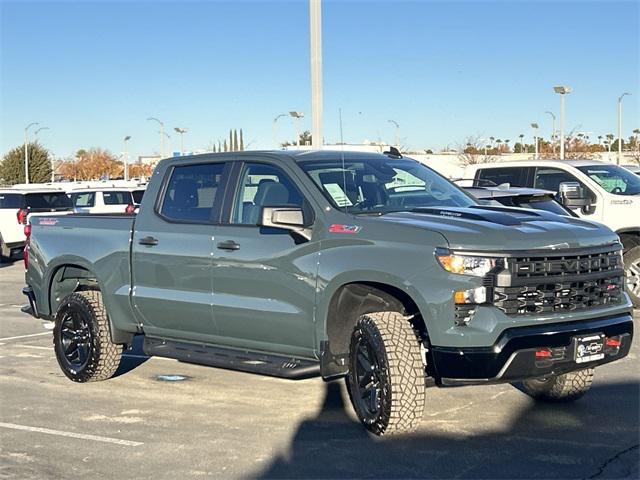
254,380,639,479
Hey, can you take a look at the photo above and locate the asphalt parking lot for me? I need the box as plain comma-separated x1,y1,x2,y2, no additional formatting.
0,260,638,479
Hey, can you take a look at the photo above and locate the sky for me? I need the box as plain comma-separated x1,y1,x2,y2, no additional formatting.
1,0,639,161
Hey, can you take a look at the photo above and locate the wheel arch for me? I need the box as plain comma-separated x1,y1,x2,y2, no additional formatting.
319,280,428,380
616,229,640,252
48,262,132,345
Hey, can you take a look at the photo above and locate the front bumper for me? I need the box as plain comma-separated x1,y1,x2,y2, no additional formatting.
432,314,633,386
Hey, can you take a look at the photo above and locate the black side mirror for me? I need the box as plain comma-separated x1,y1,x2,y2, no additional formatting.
260,206,312,242
558,182,590,208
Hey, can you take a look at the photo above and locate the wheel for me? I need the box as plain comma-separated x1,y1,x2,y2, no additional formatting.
346,311,426,435
623,246,640,308
54,291,123,382
513,368,594,402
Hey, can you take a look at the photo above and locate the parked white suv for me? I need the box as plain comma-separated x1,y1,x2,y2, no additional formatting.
69,188,135,214
465,160,640,306
0,188,73,261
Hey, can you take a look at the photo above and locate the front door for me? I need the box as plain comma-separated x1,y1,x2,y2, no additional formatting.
211,161,319,358
132,161,229,342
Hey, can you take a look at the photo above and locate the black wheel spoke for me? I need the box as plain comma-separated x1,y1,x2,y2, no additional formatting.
357,351,372,372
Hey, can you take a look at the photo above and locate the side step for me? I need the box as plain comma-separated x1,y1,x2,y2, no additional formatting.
143,337,320,380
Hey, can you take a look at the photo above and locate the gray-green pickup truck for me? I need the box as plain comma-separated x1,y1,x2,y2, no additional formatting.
23,150,634,435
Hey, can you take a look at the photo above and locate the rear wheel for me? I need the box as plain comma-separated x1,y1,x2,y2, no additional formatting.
346,311,426,435
623,246,640,307
513,368,594,402
54,291,123,382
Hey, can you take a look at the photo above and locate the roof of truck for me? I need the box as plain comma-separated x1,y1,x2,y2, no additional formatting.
466,159,609,169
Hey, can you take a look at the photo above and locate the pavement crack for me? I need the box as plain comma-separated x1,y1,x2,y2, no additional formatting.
587,443,639,479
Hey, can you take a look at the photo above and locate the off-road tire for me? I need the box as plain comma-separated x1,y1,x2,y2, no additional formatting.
54,291,123,382
346,311,426,436
514,368,595,402
623,245,640,308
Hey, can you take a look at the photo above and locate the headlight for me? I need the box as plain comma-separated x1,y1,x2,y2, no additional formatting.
436,251,498,277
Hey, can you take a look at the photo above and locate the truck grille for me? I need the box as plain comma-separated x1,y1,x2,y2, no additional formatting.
491,247,624,316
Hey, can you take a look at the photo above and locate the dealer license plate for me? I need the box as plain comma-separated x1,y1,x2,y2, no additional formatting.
574,334,605,364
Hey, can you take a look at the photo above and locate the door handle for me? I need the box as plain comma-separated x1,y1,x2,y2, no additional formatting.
138,236,159,246
217,240,240,251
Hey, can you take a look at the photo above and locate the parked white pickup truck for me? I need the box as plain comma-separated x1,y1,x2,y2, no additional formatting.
68,188,136,214
465,160,640,306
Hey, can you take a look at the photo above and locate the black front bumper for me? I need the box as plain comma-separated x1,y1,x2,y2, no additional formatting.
432,314,634,386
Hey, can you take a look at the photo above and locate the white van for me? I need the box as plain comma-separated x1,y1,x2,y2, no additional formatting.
465,160,640,306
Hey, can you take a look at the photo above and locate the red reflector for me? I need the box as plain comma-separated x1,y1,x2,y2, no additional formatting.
24,224,32,237
535,349,552,358
17,208,28,225
328,224,361,234
605,337,621,347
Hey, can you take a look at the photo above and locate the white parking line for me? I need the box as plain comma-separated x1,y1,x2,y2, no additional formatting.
0,422,144,447
0,332,51,342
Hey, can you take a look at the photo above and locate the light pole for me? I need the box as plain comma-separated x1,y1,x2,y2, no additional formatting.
617,92,631,165
24,122,39,184
531,123,539,159
309,0,323,148
174,127,187,155
123,136,131,181
147,117,165,159
388,119,400,148
545,111,556,155
289,111,305,147
273,114,286,148
553,86,572,160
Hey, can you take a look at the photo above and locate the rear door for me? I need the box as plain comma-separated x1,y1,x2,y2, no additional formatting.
211,160,319,358
132,161,231,341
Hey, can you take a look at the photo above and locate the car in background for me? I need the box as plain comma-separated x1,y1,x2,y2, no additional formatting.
129,186,146,207
68,188,136,214
0,188,73,262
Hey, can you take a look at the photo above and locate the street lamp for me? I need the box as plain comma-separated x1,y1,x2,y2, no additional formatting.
24,122,39,184
545,111,556,155
531,123,539,159
553,86,572,160
617,92,631,165
174,127,188,155
273,114,287,148
388,119,400,148
123,136,131,181
289,111,305,147
309,0,323,148
147,117,165,159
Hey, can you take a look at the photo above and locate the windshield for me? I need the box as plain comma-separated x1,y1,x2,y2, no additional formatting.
300,157,476,214
577,165,640,196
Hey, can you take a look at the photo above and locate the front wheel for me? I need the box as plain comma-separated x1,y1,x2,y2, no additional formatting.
512,368,594,402
624,246,640,308
346,311,426,436
54,290,123,382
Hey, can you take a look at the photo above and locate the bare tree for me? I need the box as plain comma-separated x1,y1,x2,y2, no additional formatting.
457,135,498,166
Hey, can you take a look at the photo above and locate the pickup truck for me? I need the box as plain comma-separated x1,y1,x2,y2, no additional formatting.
23,150,634,435
465,160,640,307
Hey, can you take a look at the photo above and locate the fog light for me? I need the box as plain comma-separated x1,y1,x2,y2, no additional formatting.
454,287,487,304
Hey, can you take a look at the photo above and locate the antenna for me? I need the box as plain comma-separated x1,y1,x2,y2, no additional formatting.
339,108,348,214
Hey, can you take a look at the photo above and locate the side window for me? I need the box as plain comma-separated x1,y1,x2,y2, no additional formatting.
160,163,226,222
231,163,304,225
103,191,132,205
72,192,95,208
476,167,531,187
533,168,578,192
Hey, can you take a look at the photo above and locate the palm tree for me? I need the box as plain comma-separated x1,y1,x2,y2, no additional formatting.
504,139,511,152
489,136,495,147
518,134,525,153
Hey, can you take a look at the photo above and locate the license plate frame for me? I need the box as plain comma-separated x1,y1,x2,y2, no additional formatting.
574,333,605,364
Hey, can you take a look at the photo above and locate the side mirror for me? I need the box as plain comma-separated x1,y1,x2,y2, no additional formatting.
558,182,591,209
260,207,312,242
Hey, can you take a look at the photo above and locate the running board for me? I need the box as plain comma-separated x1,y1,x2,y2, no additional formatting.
143,337,320,380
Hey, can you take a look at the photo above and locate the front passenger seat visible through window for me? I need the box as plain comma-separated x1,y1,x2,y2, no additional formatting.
246,181,290,225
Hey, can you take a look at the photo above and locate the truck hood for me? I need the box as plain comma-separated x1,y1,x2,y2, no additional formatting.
379,205,619,252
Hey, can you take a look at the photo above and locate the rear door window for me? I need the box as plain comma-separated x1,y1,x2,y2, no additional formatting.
160,163,226,223
0,193,23,209
25,192,73,209
131,189,145,204
103,191,132,205
476,167,533,187
71,192,95,208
